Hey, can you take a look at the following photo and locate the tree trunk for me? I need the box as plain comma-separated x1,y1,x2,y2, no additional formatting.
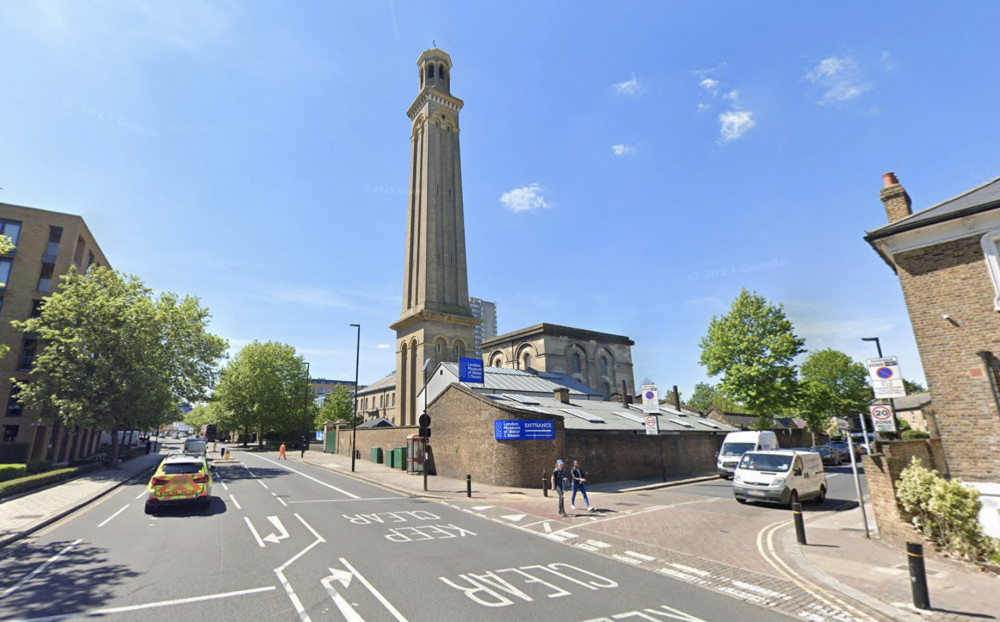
242,426,249,447
258,424,264,447
110,422,121,465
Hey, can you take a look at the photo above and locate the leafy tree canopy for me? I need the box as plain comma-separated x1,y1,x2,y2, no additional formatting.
12,266,228,462
687,382,742,414
699,288,805,429
316,384,357,428
797,348,871,436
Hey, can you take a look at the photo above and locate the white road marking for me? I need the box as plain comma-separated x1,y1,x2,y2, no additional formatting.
219,479,229,491
134,490,148,500
274,514,325,622
656,567,708,585
248,454,360,499
576,544,599,552
500,513,527,522
624,550,656,561
586,540,611,549
229,494,242,510
669,563,711,578
470,505,492,511
729,580,791,601
262,516,290,544
288,496,401,504
257,479,269,490
550,497,721,536
321,570,363,622
340,557,408,622
0,539,82,599
6,586,277,621
244,517,266,548
277,497,288,507
97,505,130,528
542,522,553,533
612,554,642,564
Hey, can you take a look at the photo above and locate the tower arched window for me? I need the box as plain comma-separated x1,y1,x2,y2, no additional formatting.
427,64,434,79
600,356,608,376
523,353,531,370
572,353,581,373
455,340,466,360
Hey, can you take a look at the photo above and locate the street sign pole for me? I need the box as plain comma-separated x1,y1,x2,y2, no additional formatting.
847,436,870,539
858,413,872,455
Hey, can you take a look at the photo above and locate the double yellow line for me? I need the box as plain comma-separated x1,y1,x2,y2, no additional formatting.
757,518,881,622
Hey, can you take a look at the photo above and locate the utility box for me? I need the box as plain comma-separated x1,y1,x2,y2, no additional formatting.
370,447,383,464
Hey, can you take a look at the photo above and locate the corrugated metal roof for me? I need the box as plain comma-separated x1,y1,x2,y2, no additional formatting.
440,362,599,395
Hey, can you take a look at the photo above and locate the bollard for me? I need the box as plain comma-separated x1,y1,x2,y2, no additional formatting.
542,471,548,497
907,541,931,610
792,502,807,545
466,474,472,498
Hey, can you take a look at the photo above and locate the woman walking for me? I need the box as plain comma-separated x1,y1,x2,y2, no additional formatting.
571,459,594,511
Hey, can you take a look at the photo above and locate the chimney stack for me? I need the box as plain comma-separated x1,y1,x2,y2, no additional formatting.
554,387,570,404
621,380,632,406
880,171,912,223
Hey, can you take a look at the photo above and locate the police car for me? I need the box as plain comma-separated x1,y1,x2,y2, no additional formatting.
145,454,213,514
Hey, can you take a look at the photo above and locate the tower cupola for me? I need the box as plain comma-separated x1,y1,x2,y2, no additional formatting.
417,47,452,95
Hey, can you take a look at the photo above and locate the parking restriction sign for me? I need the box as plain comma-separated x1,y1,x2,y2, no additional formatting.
870,404,896,433
866,357,906,399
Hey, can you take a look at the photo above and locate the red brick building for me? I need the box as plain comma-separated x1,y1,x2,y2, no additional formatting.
865,172,1000,482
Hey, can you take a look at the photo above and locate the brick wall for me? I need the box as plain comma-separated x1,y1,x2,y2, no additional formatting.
864,439,946,546
893,236,1000,481
330,424,417,462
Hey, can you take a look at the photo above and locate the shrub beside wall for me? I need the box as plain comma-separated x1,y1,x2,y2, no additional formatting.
0,464,27,482
0,462,104,499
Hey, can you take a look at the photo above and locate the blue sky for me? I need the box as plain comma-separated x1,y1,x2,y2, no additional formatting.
3,1,999,396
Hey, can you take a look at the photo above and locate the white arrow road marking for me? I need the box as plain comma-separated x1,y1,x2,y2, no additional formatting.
1,539,81,599
274,514,325,622
263,516,290,544
339,558,408,622
244,517,266,548
500,513,527,522
321,569,364,622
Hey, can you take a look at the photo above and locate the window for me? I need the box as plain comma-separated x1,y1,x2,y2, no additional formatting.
455,340,465,359
6,385,23,417
19,338,37,371
30,299,43,318
2,425,18,443
982,231,1000,310
44,226,63,262
74,236,85,266
600,356,609,376
572,353,581,373
86,251,95,269
427,64,434,78
0,219,21,247
523,353,531,369
37,263,54,292
0,258,11,287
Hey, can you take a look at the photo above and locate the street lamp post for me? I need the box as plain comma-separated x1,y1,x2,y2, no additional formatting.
301,361,310,458
350,323,360,473
861,337,883,358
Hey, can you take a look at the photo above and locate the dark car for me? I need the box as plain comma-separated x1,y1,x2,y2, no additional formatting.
823,441,849,463
813,445,843,466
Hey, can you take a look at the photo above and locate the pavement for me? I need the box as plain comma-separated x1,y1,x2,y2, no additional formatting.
2,444,997,622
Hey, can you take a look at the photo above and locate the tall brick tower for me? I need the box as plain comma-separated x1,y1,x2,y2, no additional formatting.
390,47,477,425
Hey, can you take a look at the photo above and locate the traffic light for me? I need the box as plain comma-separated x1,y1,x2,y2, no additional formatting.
418,413,431,438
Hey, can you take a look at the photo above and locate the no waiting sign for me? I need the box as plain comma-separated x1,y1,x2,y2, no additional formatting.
866,357,906,399
870,404,896,433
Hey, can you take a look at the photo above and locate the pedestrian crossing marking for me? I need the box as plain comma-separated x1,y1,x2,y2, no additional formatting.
586,540,611,549
669,563,711,578
730,580,791,601
612,554,641,564
624,550,655,561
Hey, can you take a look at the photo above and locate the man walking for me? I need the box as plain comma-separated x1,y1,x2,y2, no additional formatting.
551,459,568,516
570,459,594,511
278,442,287,460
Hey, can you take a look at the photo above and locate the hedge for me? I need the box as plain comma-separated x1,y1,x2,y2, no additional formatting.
0,462,104,499
0,464,27,482
26,460,54,475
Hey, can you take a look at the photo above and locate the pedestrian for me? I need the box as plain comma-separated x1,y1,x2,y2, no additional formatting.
551,459,568,516
300,436,307,458
278,442,287,460
220,446,226,459
570,459,594,511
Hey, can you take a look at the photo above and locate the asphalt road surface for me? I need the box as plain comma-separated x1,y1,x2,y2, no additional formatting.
0,443,788,622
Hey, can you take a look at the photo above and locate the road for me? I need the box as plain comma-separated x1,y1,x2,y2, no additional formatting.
0,441,789,622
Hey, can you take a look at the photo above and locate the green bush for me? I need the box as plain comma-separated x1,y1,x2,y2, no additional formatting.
901,429,930,440
25,460,54,475
897,458,999,561
0,463,27,482
0,462,103,498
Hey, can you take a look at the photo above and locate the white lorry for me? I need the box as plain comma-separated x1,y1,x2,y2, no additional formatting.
716,430,778,478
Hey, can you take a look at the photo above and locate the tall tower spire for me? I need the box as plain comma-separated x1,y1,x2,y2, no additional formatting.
390,47,477,426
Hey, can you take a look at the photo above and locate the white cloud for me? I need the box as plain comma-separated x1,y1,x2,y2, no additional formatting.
377,344,390,349
723,89,740,103
500,184,551,212
699,78,719,92
718,110,755,142
805,55,871,103
611,144,636,156
613,73,643,96
697,103,711,112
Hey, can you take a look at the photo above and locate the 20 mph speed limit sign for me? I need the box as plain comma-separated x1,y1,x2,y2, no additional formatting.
870,404,896,433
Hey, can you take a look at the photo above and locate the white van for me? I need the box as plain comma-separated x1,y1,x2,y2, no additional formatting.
732,450,827,506
716,431,778,478
183,438,208,457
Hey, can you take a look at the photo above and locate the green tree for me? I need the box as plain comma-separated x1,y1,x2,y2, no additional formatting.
699,289,805,430
214,341,309,446
903,378,927,394
688,382,742,414
316,384,357,428
797,348,871,444
12,266,228,463
185,401,237,435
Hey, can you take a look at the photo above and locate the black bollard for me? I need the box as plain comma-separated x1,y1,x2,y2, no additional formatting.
466,474,472,498
792,502,807,545
542,471,548,497
907,542,931,610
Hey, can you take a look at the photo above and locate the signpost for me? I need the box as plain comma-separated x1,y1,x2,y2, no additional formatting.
641,384,659,414
494,420,556,441
870,404,896,433
866,357,906,399
644,415,659,435
459,357,484,384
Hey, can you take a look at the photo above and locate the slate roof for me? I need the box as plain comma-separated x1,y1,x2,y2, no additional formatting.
438,362,600,396
866,175,1000,240
711,411,807,431
356,372,395,396
482,391,739,433
892,393,932,410
358,417,395,429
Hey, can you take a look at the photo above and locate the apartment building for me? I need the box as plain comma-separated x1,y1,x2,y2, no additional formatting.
469,297,496,355
0,201,109,463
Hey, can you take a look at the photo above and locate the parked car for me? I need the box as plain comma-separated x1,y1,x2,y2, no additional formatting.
823,441,849,463
813,445,843,466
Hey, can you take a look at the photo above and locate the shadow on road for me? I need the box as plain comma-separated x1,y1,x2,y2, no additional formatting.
211,464,287,482
0,539,138,620
150,496,228,518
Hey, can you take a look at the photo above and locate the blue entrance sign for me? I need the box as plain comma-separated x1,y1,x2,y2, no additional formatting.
494,420,555,440
459,357,484,383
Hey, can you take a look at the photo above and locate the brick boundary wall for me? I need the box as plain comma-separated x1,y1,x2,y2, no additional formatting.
864,439,946,546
